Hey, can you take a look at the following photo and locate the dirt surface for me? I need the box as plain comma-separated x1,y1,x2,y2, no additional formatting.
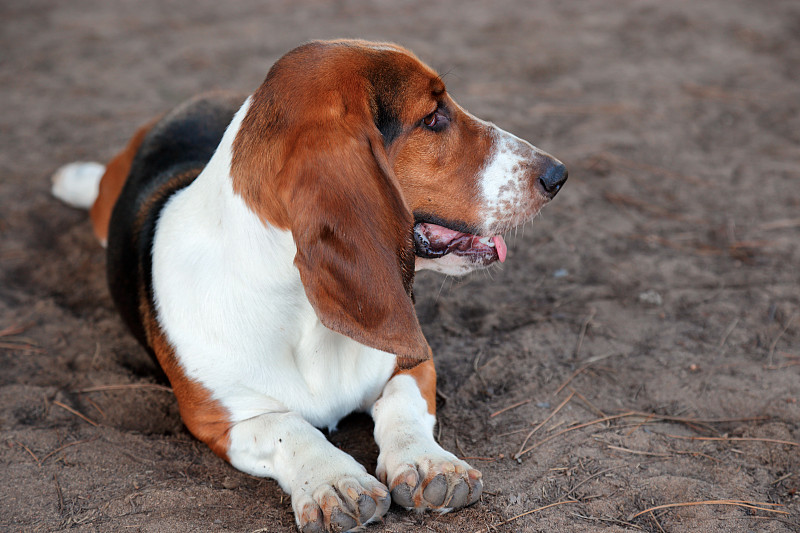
2,1,799,531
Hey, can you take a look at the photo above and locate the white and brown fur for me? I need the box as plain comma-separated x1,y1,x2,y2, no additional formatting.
51,40,566,532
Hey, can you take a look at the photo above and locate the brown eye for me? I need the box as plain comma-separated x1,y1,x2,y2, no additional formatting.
421,109,448,131
423,112,438,128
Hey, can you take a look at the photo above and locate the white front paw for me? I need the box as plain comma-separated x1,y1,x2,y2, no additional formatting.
292,471,390,532
377,446,482,512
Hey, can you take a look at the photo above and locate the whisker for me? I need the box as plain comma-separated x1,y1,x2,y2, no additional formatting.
436,274,449,301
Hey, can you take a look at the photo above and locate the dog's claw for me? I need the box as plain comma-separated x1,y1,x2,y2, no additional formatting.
382,455,483,512
390,480,416,508
302,521,325,533
295,476,390,532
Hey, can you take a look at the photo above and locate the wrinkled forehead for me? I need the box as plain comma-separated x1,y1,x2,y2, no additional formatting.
325,40,446,119
263,40,448,136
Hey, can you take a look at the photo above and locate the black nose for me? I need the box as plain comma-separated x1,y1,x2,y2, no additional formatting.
538,163,568,199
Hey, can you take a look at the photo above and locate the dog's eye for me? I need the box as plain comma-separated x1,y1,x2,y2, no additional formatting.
422,110,448,131
423,112,438,128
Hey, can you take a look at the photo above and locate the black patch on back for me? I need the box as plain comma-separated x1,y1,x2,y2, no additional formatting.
106,93,244,375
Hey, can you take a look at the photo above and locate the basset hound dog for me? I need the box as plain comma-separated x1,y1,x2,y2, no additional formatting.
52,40,567,532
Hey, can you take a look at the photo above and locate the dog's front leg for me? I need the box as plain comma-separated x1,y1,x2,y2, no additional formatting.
371,360,483,512
227,411,390,532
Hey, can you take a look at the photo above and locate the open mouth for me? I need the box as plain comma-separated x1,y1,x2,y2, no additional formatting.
413,222,507,265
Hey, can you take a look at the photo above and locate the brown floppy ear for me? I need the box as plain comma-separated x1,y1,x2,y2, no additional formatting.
275,121,430,365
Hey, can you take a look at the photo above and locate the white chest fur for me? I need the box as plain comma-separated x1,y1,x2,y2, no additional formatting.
151,99,397,430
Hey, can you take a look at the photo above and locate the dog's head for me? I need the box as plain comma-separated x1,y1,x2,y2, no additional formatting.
231,40,566,365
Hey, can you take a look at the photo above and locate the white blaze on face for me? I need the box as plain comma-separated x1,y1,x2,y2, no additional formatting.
478,125,555,233
413,108,563,277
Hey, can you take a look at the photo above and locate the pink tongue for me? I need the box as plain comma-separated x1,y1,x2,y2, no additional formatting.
428,225,463,241
492,235,507,263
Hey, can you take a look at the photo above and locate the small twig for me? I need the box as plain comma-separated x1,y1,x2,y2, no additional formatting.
572,513,644,530
12,440,40,465
489,399,531,419
649,511,666,533
670,448,721,463
495,427,532,438
717,318,739,351
771,473,793,485
574,308,597,358
459,456,497,462
90,342,102,369
555,367,586,395
40,438,99,464
84,397,106,419
625,412,655,436
682,82,765,104
606,445,672,458
454,434,466,458
629,500,787,520
555,353,619,395
0,324,28,337
756,217,800,231
472,500,581,533
562,463,638,500
472,350,487,390
515,411,773,459
0,341,45,353
52,400,99,427
768,314,795,366
661,434,799,448
514,391,575,460
572,389,606,418
631,412,768,425
54,473,64,513
516,412,635,459
582,351,620,365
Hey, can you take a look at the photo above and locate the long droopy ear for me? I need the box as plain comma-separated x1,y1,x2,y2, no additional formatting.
278,123,430,365
230,52,430,366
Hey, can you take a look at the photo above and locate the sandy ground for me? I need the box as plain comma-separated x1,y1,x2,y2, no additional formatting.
1,1,799,531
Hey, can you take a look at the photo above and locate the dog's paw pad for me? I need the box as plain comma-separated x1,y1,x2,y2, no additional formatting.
384,456,482,512
389,470,418,508
296,476,390,532
422,474,448,506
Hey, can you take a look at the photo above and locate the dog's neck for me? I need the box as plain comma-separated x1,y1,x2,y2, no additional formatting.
181,96,298,278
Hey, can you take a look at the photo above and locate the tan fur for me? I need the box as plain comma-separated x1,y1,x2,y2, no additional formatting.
89,117,161,242
392,359,437,415
142,305,233,461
